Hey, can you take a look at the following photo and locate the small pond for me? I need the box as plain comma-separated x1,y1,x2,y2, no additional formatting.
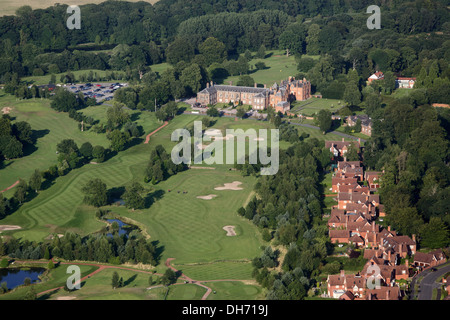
0,267,45,290
106,219,133,238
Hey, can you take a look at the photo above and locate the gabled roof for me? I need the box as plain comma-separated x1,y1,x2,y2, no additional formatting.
329,229,350,239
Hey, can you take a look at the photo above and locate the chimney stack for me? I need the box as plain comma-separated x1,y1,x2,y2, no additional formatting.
412,234,416,243
342,138,345,142
340,269,345,277
229,81,232,86
386,289,390,300
388,226,391,232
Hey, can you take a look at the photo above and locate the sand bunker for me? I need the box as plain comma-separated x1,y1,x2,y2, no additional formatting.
0,225,21,232
1,107,12,114
56,296,76,300
214,181,243,191
195,143,210,150
196,194,217,200
204,129,222,136
223,226,236,236
213,133,234,141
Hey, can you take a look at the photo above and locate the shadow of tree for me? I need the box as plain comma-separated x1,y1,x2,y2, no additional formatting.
124,274,137,287
144,189,165,209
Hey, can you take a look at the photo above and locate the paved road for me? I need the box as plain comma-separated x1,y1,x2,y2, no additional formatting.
412,262,450,300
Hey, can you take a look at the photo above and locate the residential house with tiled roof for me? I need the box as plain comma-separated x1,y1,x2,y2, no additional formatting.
365,171,383,190
365,287,401,300
395,77,416,89
413,250,447,269
368,71,384,83
382,234,416,258
327,270,366,299
325,139,360,158
331,176,358,193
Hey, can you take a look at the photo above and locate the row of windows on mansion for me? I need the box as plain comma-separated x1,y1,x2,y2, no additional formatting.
196,77,311,113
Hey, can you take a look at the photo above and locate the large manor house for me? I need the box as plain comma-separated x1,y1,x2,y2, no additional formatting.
196,76,311,113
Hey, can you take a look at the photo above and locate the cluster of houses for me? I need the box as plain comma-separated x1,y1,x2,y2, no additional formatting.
324,139,447,300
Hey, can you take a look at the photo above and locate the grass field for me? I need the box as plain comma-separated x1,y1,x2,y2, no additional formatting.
205,281,264,300
0,0,159,17
222,50,319,86
0,91,110,194
290,97,344,116
22,69,126,86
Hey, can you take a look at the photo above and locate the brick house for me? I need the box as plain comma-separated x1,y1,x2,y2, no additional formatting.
331,177,358,193
364,171,383,190
337,193,380,210
346,115,373,137
368,71,384,83
325,139,360,158
337,160,363,180
382,234,416,258
413,250,447,268
395,77,416,89
329,229,350,244
327,270,366,299
365,287,401,300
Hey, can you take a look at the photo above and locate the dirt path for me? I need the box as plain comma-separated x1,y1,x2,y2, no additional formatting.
144,121,169,144
165,258,212,300
1,180,19,193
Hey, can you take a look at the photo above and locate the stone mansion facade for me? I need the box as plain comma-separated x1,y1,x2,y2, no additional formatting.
196,76,311,113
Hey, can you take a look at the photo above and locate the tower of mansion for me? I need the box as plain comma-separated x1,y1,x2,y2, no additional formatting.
196,76,311,113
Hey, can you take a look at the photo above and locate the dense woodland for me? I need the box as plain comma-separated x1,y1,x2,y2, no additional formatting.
0,0,449,299
237,139,330,299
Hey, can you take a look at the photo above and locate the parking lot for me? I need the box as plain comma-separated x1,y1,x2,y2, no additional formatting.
62,82,128,103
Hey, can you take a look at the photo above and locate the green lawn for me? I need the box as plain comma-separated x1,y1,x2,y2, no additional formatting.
22,69,127,86
205,281,264,300
222,50,319,86
174,261,254,281
290,97,344,116
0,92,110,195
